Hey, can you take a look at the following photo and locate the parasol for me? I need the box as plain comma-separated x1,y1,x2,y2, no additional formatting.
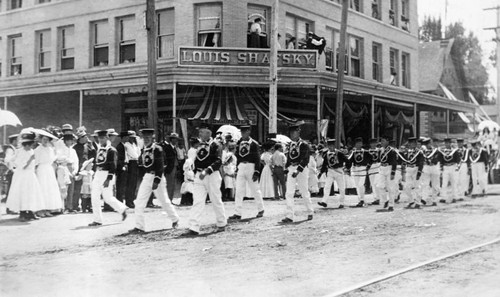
274,134,292,144
478,120,500,132
0,108,22,127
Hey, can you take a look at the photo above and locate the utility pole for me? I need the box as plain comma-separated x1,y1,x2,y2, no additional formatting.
335,0,349,148
485,6,500,124
269,0,279,134
146,0,158,134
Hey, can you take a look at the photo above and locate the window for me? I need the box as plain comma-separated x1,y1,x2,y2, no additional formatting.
157,9,175,59
401,0,409,32
247,5,270,48
196,4,222,47
59,26,74,70
285,14,312,49
389,0,397,26
371,0,380,19
390,48,399,86
372,42,382,82
0,39,2,77
350,0,361,12
37,0,51,3
91,20,109,67
118,16,136,64
9,35,22,76
9,0,22,10
349,36,361,77
402,52,410,88
37,30,51,73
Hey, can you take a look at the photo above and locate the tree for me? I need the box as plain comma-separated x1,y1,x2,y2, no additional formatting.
419,18,491,104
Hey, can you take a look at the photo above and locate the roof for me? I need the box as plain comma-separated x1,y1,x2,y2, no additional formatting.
418,39,455,92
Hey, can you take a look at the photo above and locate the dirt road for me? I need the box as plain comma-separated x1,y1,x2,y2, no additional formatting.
1,187,500,297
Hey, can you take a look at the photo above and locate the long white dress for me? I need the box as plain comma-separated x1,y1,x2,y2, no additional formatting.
35,145,63,210
260,151,275,198
6,148,45,212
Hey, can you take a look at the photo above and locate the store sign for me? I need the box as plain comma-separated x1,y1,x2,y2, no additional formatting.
178,47,317,69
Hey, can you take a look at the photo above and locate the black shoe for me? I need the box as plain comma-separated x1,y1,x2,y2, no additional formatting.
128,228,145,234
387,206,394,212
406,202,415,209
122,210,128,221
228,214,242,221
338,204,344,209
421,199,427,205
371,200,380,205
307,214,313,221
355,201,365,208
256,210,264,218
439,199,447,203
172,221,179,229
317,202,327,208
281,217,293,223
88,222,102,227
383,201,389,209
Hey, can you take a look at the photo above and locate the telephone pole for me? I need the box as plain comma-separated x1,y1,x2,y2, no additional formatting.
269,0,279,134
335,0,349,148
485,6,500,124
146,0,158,134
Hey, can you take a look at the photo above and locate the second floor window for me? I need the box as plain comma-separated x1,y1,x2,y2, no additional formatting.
371,0,380,20
349,36,361,77
402,52,410,88
9,35,22,76
157,9,175,59
37,30,51,73
9,0,22,10
286,14,312,49
372,43,381,82
118,16,136,64
197,4,222,47
92,20,109,67
350,0,361,12
247,5,270,49
401,0,409,32
390,48,399,86
389,0,397,26
59,26,75,70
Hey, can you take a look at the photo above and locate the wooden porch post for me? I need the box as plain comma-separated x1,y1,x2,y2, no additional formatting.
317,85,321,142
371,96,375,139
3,96,7,145
446,109,450,137
172,82,177,132
413,103,417,137
79,90,83,127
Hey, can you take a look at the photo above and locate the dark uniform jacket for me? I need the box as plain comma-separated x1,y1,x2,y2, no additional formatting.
439,148,461,170
368,148,381,164
468,148,489,165
348,148,372,167
194,138,222,174
94,144,117,180
320,149,350,174
139,142,164,184
236,137,261,174
161,141,177,175
73,142,96,173
116,142,127,172
380,146,398,176
401,148,424,179
286,138,309,172
423,147,441,166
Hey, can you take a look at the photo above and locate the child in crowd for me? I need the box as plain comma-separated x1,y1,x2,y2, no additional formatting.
77,158,94,213
180,158,195,206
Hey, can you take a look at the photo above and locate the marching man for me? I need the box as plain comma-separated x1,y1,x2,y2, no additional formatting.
348,137,371,207
377,136,398,212
186,124,227,236
282,123,314,223
129,129,179,234
317,138,350,209
368,138,382,205
469,139,489,198
401,137,425,209
456,138,470,199
439,138,461,204
88,130,128,227
420,138,440,206
229,125,265,220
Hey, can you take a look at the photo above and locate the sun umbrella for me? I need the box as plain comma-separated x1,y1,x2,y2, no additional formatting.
275,134,292,144
216,125,241,142
0,108,22,127
478,120,500,132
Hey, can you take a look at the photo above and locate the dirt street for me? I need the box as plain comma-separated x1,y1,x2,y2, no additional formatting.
1,186,500,297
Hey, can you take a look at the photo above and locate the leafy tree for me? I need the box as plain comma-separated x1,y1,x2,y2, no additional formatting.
419,16,442,42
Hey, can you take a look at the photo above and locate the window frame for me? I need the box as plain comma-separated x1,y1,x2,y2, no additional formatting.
348,35,362,78
401,52,410,88
371,0,381,20
196,3,223,47
157,9,175,59
37,0,51,4
389,0,398,27
91,20,109,67
36,29,52,73
117,15,136,64
9,35,22,76
247,4,271,48
9,0,22,10
285,13,313,50
372,42,382,82
350,0,361,12
59,25,75,70
400,0,410,32
390,48,399,86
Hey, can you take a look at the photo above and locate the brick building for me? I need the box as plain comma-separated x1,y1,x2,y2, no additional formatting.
0,0,475,144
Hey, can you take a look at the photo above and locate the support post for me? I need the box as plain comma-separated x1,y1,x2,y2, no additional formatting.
146,0,158,134
79,90,83,127
3,97,7,145
269,0,279,134
317,85,321,142
413,103,417,137
335,0,349,148
172,82,177,132
371,96,375,139
446,109,450,137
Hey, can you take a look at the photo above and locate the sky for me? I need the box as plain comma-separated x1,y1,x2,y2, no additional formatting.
418,0,499,94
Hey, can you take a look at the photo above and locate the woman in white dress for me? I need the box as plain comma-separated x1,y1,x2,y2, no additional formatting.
6,133,45,221
259,142,275,199
35,135,63,217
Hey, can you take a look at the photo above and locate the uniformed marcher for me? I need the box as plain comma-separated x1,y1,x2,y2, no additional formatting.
401,137,424,208
368,138,382,205
439,138,461,204
185,124,227,236
456,138,470,198
348,137,371,207
317,138,350,209
391,140,405,204
282,123,314,222
377,136,398,211
229,125,265,220
88,130,128,227
469,139,488,197
129,129,179,234
420,138,440,206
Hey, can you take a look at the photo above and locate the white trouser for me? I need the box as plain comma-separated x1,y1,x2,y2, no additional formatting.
285,165,314,220
351,166,367,201
234,163,265,216
441,165,458,201
471,162,487,195
134,173,179,231
377,165,397,207
91,170,127,224
420,165,440,203
189,171,226,233
458,163,469,197
321,168,346,205
403,167,420,204
368,163,381,201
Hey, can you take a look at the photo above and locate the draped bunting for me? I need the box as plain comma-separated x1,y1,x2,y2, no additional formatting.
384,110,414,125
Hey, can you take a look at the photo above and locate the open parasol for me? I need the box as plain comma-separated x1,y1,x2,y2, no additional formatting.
0,108,22,127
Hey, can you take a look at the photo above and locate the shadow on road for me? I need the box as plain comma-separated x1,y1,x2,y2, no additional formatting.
0,218,30,226
72,222,122,230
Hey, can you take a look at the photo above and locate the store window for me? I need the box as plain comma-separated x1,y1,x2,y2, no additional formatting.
36,30,51,73
371,0,381,19
9,0,22,10
372,42,382,82
157,9,175,59
389,0,397,26
196,4,222,47
247,4,270,48
9,35,22,76
390,48,399,86
349,36,362,77
59,26,75,70
118,16,136,64
402,52,410,88
401,0,410,32
91,20,109,67
285,14,313,49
